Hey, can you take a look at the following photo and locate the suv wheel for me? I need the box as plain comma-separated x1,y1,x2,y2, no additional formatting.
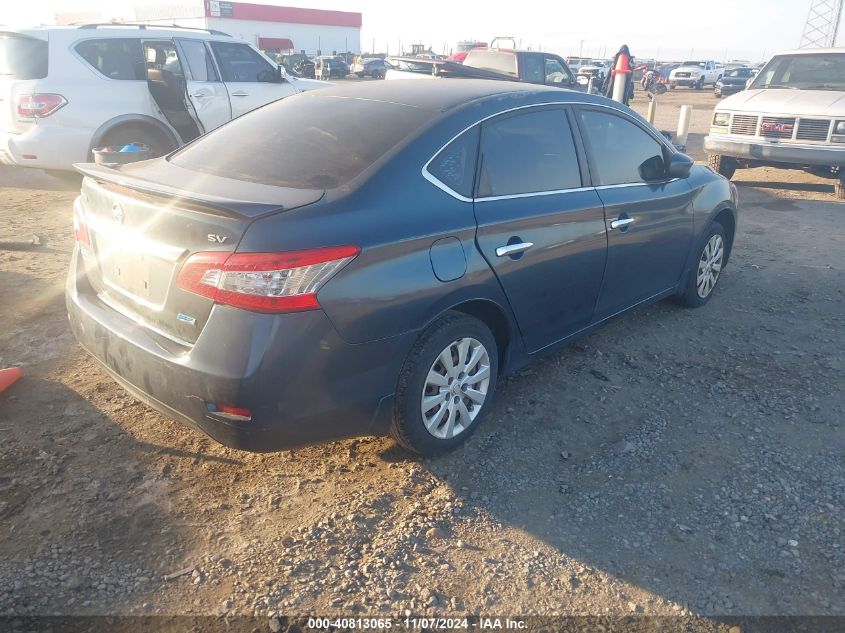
99,125,173,158
708,154,737,180
391,313,498,456
676,222,726,308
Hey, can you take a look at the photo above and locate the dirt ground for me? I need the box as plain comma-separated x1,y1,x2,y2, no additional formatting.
0,89,843,625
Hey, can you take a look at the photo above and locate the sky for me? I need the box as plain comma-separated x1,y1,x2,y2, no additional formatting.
0,0,823,61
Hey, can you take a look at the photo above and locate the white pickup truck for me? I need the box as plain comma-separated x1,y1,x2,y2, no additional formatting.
669,60,723,90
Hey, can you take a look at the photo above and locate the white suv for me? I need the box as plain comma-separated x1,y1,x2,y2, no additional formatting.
1,24,326,173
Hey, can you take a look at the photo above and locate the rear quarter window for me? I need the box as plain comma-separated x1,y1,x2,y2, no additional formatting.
0,33,48,79
75,38,146,80
426,126,480,198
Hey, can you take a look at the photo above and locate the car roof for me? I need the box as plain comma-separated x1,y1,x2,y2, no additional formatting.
1,24,232,41
296,78,602,112
773,47,845,56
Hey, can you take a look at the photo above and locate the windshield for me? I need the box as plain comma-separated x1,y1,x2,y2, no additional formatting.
726,68,753,78
750,53,845,90
0,33,48,79
681,61,706,68
171,94,431,189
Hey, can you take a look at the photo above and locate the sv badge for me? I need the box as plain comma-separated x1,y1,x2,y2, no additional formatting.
207,234,228,243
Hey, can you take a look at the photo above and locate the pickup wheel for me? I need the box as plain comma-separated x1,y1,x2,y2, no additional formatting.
695,77,705,90
708,154,737,180
668,84,676,90
834,178,845,200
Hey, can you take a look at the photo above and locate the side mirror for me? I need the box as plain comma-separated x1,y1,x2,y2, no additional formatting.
257,68,279,83
668,153,694,179
638,155,667,181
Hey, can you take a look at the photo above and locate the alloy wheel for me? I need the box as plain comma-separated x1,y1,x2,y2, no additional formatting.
421,337,491,439
696,234,724,299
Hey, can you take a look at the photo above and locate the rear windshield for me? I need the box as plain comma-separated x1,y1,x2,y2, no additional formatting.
0,33,48,79
171,94,432,189
465,50,518,76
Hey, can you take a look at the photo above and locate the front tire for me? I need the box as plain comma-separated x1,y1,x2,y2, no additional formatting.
676,222,727,308
708,154,737,180
391,312,498,456
696,77,705,89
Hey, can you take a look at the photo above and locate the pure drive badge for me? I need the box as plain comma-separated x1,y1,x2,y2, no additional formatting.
176,313,197,326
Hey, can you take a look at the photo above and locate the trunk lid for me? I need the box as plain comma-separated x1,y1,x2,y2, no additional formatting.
75,159,324,344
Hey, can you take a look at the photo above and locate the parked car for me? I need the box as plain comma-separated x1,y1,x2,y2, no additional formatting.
576,60,610,89
67,80,738,455
705,48,845,198
293,59,316,79
714,66,755,97
669,60,722,89
313,56,350,78
0,25,326,173
387,48,579,90
352,57,390,79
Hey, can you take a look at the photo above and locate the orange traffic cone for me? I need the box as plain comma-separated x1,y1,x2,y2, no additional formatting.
0,367,23,395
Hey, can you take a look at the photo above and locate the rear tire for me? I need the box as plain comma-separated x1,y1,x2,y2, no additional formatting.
391,312,498,456
98,124,173,159
676,222,727,308
708,154,737,180
835,178,845,200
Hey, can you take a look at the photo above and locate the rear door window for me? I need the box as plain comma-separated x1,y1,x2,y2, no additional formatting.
75,38,146,80
178,39,219,82
0,33,48,79
426,126,480,198
521,54,544,83
477,108,582,197
577,109,666,185
209,41,275,82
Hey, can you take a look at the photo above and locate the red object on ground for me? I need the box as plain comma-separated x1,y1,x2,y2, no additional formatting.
0,367,23,395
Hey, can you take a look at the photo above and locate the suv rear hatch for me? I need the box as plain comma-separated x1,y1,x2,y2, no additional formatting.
74,160,324,345
0,30,49,136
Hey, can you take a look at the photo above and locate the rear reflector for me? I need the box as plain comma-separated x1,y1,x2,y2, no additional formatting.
177,246,360,314
207,403,252,421
17,94,67,118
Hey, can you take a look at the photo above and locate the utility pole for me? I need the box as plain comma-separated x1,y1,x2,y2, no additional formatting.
800,0,843,47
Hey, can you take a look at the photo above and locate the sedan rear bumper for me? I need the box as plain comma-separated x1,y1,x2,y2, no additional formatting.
704,135,845,166
66,248,406,451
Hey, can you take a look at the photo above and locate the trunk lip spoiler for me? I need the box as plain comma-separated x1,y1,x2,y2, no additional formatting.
73,162,325,220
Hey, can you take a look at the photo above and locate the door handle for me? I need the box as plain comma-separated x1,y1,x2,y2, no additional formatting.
610,218,636,230
191,93,208,98
230,91,250,97
496,242,534,257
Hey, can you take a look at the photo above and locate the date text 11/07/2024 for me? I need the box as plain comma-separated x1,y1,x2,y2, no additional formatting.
306,617,528,630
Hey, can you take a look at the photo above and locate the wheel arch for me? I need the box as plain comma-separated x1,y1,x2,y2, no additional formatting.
88,115,180,158
711,207,737,265
435,299,516,375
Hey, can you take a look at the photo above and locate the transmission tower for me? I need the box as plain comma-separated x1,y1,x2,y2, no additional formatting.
799,0,844,48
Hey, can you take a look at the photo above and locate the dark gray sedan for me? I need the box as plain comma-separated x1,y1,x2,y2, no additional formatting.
67,80,738,455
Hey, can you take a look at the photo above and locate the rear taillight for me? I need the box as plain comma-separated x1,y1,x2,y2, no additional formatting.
176,246,360,314
17,94,67,118
72,198,91,247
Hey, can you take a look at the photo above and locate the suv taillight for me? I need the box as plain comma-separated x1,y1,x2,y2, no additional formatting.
176,246,360,314
17,94,67,118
